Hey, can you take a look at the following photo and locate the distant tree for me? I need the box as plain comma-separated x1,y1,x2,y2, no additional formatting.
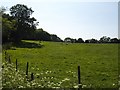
77,38,84,43
110,38,119,43
51,34,62,42
99,36,111,43
10,4,38,42
23,28,62,42
34,28,51,41
71,39,77,43
89,38,98,43
64,37,72,43
85,40,90,43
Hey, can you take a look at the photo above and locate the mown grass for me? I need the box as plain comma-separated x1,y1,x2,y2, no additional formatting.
2,40,118,88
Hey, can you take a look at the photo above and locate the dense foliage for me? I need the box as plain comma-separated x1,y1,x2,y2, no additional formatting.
24,28,62,42
10,4,39,42
64,36,120,43
2,4,62,44
1,4,119,44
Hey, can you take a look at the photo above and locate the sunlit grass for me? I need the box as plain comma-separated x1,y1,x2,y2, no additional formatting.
2,40,118,88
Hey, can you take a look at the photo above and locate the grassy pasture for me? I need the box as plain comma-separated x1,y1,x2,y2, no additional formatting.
2,40,118,88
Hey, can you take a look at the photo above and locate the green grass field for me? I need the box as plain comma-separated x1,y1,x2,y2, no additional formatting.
2,40,118,88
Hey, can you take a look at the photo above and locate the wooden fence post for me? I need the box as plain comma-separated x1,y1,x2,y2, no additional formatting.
31,73,34,81
16,59,17,71
78,65,82,90
5,51,6,55
8,55,11,63
5,51,7,61
26,62,29,78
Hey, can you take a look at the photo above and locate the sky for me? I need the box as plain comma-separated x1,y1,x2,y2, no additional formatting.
1,0,119,40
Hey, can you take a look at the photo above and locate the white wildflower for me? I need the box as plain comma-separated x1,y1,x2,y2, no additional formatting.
73,85,79,88
37,68,39,70
82,85,87,88
112,83,115,86
18,85,24,88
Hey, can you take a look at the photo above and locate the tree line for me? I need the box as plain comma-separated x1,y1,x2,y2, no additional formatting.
64,36,120,43
1,4,119,44
1,4,62,44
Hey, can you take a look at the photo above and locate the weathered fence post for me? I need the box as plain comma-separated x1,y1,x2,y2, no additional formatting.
16,59,17,71
8,55,11,63
5,51,7,61
31,73,34,81
78,65,82,90
26,62,29,78
5,51,6,55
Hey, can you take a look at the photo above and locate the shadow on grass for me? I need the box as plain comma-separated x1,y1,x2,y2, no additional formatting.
13,41,44,48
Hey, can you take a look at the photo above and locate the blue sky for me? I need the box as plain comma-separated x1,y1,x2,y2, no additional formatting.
1,0,118,40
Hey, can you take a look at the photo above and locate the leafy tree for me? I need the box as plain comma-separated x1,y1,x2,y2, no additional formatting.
64,37,72,43
36,28,51,41
51,34,62,42
1,7,18,43
85,40,90,43
10,4,38,42
77,38,84,43
71,39,77,43
29,28,51,41
2,14,17,43
99,36,110,43
89,38,98,43
110,38,119,43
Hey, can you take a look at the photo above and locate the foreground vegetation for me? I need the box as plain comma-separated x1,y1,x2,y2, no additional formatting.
1,4,119,89
2,40,118,89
